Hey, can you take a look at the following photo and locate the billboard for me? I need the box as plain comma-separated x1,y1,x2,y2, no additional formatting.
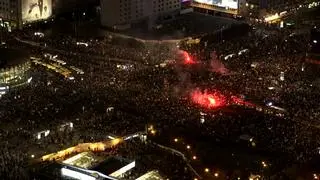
194,0,238,9
22,0,52,22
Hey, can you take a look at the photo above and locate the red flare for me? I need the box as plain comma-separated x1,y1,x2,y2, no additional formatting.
179,50,196,65
191,89,226,109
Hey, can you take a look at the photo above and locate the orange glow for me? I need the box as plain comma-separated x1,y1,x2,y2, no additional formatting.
41,138,123,162
111,138,121,146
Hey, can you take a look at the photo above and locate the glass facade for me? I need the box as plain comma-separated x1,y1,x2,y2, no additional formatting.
0,61,31,89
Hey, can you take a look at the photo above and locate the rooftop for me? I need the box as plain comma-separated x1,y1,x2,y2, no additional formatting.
34,162,114,180
92,156,131,176
136,170,164,180
63,151,100,169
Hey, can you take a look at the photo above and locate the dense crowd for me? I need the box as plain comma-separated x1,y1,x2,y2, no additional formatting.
0,15,319,179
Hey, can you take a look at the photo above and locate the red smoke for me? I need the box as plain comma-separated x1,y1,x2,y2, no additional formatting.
210,51,230,75
184,51,195,64
178,50,196,65
231,96,255,108
191,89,226,109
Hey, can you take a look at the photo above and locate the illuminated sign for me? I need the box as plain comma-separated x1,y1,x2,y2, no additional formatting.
22,0,52,22
194,0,238,9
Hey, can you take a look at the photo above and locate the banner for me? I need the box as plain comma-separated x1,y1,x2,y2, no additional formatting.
22,0,52,22
194,0,238,9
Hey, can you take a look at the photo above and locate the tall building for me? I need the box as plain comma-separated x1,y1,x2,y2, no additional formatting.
190,0,244,16
0,0,21,30
0,0,52,30
100,0,181,29
265,0,299,12
52,0,98,14
238,0,265,18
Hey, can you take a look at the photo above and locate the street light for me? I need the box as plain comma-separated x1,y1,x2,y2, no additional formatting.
262,161,268,168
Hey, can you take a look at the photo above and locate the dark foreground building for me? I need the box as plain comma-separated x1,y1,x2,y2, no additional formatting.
0,48,32,95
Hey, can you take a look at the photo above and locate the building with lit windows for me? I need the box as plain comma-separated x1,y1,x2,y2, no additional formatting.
0,48,32,96
0,0,52,30
189,0,319,20
241,0,320,18
190,0,246,16
100,0,181,29
235,0,266,18
52,0,97,14
265,0,298,12
0,0,21,30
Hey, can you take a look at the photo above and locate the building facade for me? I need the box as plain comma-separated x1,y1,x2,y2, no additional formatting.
0,0,52,30
237,0,265,18
190,0,244,16
0,48,32,96
0,0,21,30
242,0,306,16
265,0,297,12
100,0,181,29
52,0,97,14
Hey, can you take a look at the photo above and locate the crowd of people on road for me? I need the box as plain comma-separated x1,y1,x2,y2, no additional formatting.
0,16,319,179
15,31,176,65
124,24,320,178
0,30,188,178
179,25,320,160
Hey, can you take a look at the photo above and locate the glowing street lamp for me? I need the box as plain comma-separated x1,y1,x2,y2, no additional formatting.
262,161,268,168
204,168,209,173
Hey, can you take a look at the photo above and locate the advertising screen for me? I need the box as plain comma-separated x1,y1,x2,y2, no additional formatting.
22,0,52,22
194,0,238,9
